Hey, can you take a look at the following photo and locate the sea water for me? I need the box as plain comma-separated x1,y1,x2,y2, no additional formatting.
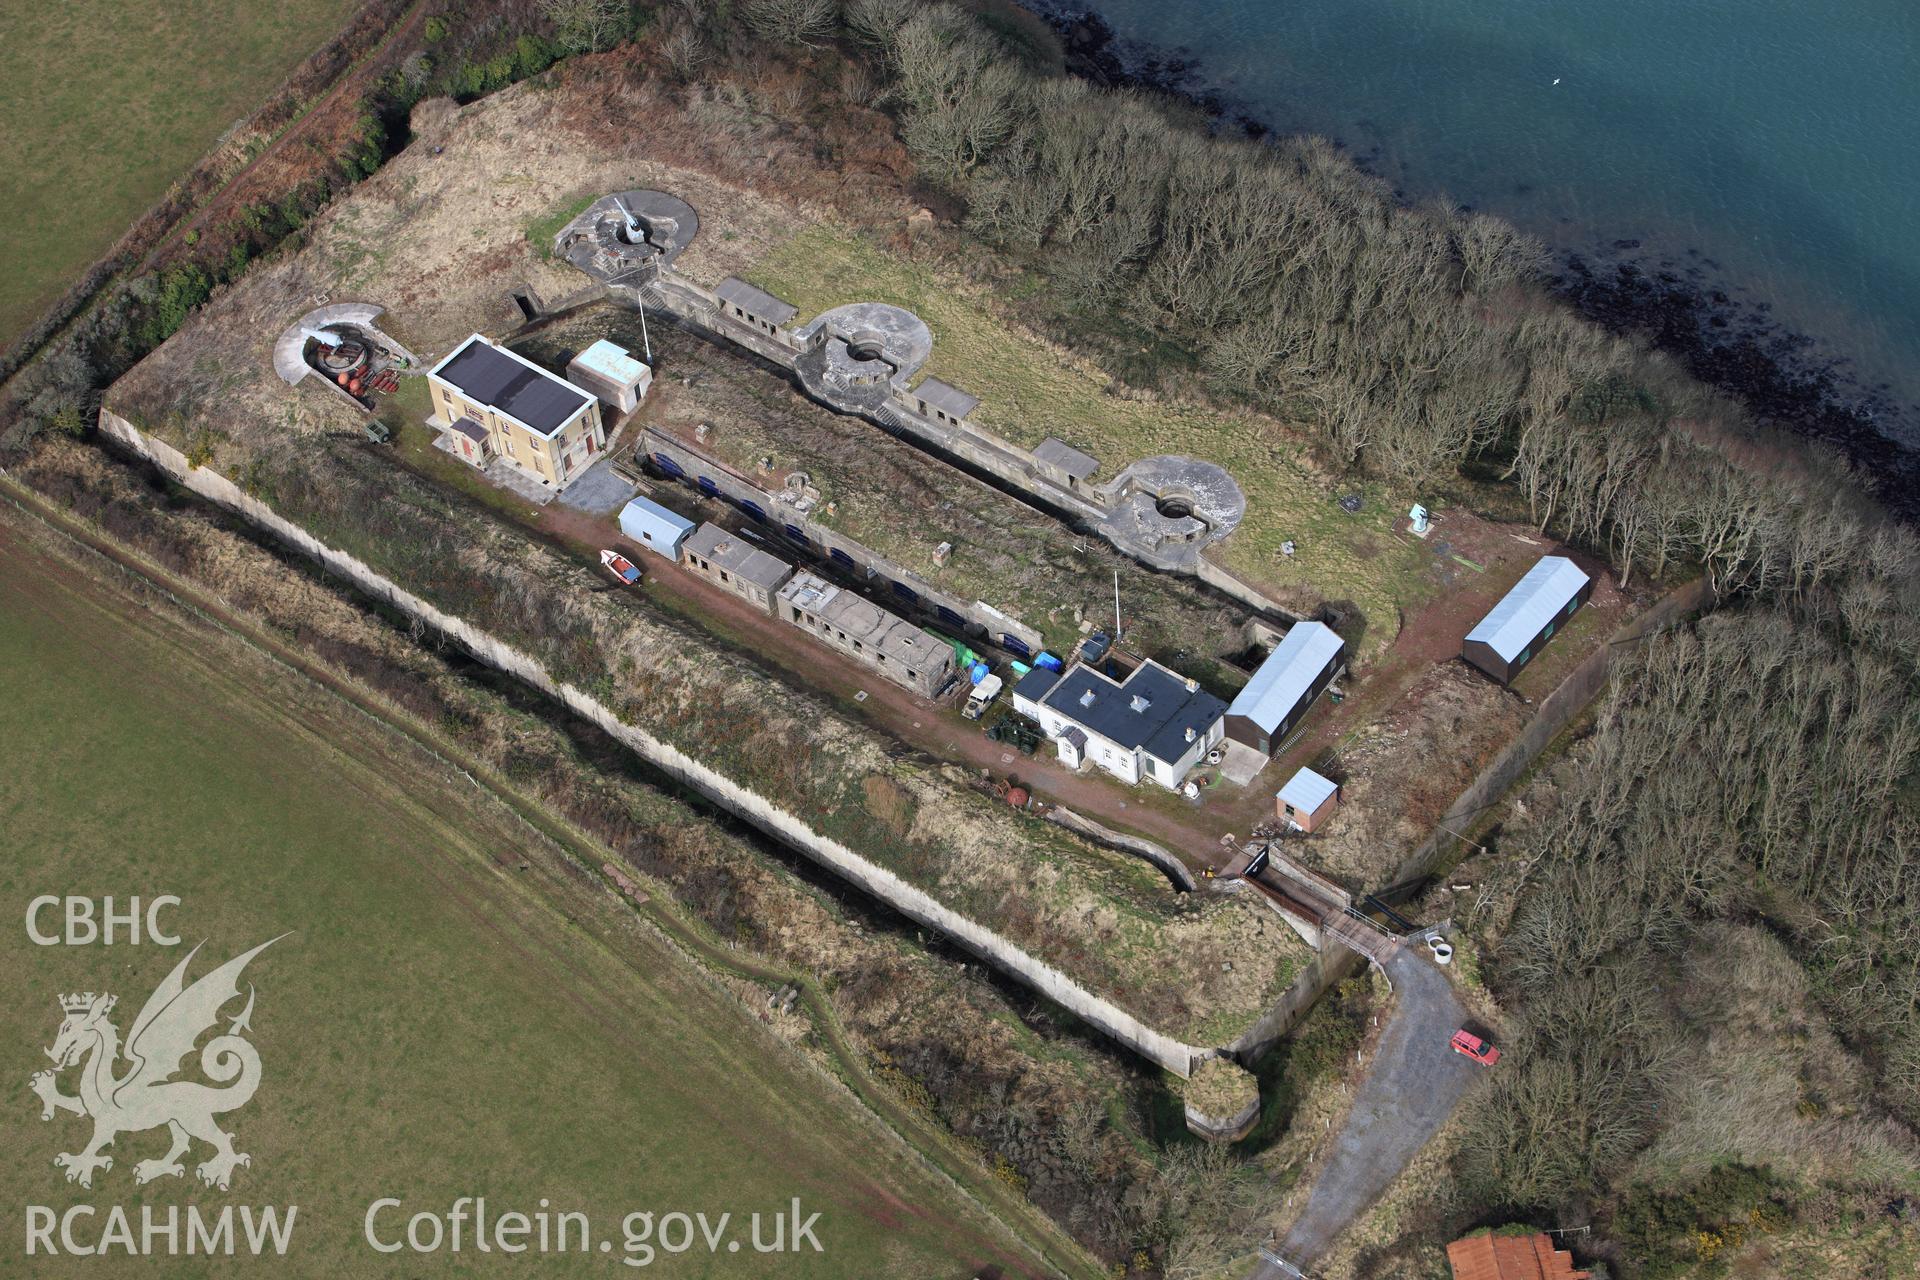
1050,0,1920,442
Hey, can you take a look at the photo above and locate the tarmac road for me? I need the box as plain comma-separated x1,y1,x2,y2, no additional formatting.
1249,942,1481,1278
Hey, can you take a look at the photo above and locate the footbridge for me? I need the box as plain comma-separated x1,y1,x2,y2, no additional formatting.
1224,842,1398,964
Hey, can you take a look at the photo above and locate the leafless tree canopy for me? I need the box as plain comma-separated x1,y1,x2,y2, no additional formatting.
537,0,625,54
739,0,839,49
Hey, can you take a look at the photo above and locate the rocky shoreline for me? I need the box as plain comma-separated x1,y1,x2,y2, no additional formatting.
1023,3,1920,520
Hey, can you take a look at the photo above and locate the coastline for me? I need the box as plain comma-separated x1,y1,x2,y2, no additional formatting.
1021,3,1920,520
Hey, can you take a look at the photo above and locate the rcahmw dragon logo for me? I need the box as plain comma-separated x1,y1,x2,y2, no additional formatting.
28,936,285,1191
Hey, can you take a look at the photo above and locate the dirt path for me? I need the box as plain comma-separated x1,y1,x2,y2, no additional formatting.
1249,945,1480,1277
543,492,1266,874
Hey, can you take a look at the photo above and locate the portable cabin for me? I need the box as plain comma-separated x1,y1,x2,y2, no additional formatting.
1224,621,1345,757
1462,556,1592,685
618,495,696,560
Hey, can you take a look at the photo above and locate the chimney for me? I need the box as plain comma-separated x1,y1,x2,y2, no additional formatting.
1079,689,1097,709
1130,694,1151,713
933,541,952,566
1185,726,1196,743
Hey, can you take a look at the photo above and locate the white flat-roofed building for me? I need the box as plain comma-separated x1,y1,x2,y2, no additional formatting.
567,339,652,414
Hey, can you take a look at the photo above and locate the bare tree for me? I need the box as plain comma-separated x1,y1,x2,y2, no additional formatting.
661,22,708,81
740,0,838,48
538,0,625,53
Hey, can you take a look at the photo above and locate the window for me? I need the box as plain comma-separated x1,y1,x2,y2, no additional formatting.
1284,803,1297,817
1567,597,1581,617
719,570,731,583
1543,621,1554,638
1518,648,1531,665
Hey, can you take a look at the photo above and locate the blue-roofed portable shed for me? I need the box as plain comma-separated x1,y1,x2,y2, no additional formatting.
619,495,696,561
1277,767,1340,833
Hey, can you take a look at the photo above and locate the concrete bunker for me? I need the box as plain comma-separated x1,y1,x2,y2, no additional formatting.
795,302,932,408
1096,455,1247,572
557,191,700,285
271,302,419,412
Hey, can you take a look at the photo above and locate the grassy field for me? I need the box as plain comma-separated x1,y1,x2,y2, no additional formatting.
0,0,358,347
747,227,1439,645
0,512,1048,1277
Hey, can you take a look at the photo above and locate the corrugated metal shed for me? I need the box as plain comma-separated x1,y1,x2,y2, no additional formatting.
1228,621,1345,736
715,277,798,326
1465,557,1591,663
1278,767,1338,815
618,496,696,559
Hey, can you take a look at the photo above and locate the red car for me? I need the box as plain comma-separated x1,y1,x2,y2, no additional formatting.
1450,1029,1501,1066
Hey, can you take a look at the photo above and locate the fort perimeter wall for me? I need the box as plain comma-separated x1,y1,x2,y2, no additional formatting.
98,408,1233,1078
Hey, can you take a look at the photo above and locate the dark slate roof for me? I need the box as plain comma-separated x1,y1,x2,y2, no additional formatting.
449,416,488,443
1032,436,1100,481
1013,666,1062,703
715,277,799,326
1039,660,1225,766
432,335,590,436
914,377,980,419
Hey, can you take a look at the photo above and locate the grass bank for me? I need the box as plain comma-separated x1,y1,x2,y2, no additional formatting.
0,502,1053,1278
747,226,1438,642
0,0,358,347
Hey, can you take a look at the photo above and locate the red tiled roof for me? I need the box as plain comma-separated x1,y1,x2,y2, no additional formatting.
1446,1232,1591,1280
